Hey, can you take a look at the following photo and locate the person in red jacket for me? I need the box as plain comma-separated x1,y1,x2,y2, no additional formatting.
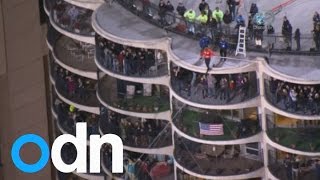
200,47,215,72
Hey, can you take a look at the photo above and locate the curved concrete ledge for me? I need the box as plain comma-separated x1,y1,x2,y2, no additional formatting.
49,12,95,44
52,45,97,80
172,123,262,145
54,85,100,115
266,167,280,180
264,133,320,156
63,0,103,10
174,159,264,180
46,38,53,51
97,91,171,121
101,159,123,180
171,86,260,110
72,172,105,180
95,57,169,86
43,0,50,15
263,98,320,120
258,58,320,84
92,4,169,50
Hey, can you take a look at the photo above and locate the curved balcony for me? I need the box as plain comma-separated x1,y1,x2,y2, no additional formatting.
97,74,170,120
101,146,174,180
60,143,105,179
50,1,94,44
99,108,172,154
53,96,100,140
63,0,103,10
43,0,50,15
264,76,320,118
53,34,97,79
51,62,99,108
172,98,261,144
268,149,320,180
95,34,169,84
174,135,264,178
266,112,320,154
171,65,259,107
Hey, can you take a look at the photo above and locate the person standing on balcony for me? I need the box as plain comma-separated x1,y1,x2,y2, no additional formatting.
313,11,320,28
200,47,215,72
294,28,301,51
176,2,186,17
218,37,229,63
227,0,236,21
184,9,196,34
282,16,293,50
165,1,175,25
312,24,320,51
223,10,233,35
207,74,217,97
212,7,224,30
198,0,208,12
196,11,208,36
158,0,167,26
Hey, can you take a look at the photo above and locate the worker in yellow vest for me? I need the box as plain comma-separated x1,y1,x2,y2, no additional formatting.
184,9,196,34
196,11,208,36
212,7,224,30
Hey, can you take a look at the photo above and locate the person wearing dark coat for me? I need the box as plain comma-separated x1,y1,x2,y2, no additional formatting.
249,3,258,17
198,0,208,12
294,28,301,51
282,16,293,49
176,2,186,17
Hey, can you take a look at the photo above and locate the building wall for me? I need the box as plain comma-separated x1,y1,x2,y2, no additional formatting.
0,0,51,179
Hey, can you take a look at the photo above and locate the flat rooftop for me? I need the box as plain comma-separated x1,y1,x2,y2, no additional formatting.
95,2,320,80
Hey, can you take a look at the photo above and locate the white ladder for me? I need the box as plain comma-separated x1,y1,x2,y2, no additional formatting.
235,26,246,57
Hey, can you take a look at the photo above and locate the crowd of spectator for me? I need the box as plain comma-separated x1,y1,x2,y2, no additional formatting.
54,98,99,137
53,65,98,106
172,66,255,104
96,35,167,76
268,78,320,115
270,153,320,180
102,146,173,180
52,0,94,35
100,108,171,148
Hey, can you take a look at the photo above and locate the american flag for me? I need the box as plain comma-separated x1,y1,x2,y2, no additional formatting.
199,122,224,136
